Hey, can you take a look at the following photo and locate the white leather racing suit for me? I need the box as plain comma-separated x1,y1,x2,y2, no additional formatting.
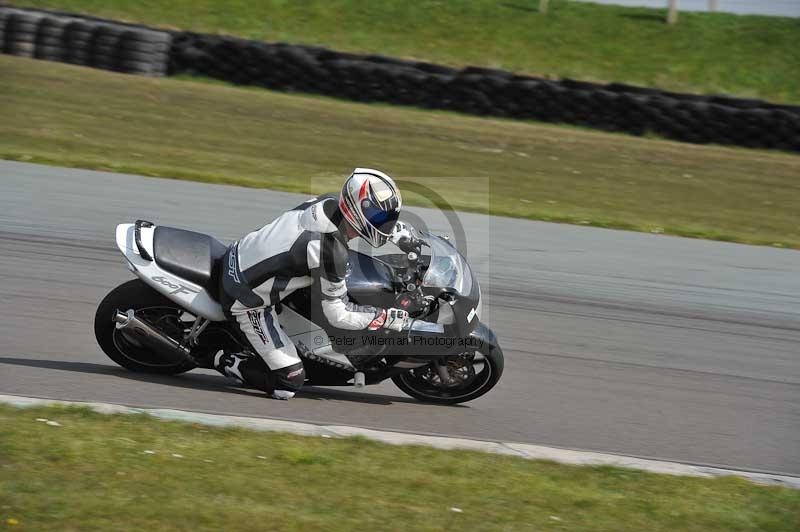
217,194,400,397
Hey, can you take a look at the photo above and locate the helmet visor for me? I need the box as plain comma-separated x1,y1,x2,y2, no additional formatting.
361,199,400,235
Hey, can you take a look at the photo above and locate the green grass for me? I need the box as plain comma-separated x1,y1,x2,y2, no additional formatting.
12,0,800,103
1,404,798,531
2,55,800,248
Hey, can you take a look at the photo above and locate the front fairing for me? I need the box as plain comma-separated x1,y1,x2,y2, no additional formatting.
419,234,481,339
342,234,483,342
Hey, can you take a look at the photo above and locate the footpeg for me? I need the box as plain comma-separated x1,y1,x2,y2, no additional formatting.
353,371,366,388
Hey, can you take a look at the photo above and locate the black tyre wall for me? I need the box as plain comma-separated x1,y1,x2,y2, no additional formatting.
167,33,799,151
0,5,170,75
2,6,798,151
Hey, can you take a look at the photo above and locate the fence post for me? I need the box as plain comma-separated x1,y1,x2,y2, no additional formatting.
539,0,549,14
708,0,718,11
667,0,678,24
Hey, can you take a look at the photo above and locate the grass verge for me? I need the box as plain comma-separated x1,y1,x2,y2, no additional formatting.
1,404,799,531
1,55,799,248
11,0,800,103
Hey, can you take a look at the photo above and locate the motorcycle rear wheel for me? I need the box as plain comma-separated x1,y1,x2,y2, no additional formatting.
94,279,196,375
391,345,503,404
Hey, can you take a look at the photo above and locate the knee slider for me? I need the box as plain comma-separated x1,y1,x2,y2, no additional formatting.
274,362,305,392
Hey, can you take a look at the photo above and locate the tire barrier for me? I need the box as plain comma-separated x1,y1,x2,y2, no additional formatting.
0,6,170,76
168,33,800,151
2,6,798,151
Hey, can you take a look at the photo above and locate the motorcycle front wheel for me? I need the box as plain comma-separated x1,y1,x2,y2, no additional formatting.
391,344,503,404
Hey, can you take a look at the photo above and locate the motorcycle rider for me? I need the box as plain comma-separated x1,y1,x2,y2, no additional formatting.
215,168,413,399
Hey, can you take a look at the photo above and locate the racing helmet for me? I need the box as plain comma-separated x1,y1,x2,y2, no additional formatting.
339,168,402,248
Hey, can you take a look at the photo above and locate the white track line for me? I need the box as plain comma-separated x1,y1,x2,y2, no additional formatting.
2,394,798,489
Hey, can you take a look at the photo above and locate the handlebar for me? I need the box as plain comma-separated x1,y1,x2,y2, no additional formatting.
395,235,425,255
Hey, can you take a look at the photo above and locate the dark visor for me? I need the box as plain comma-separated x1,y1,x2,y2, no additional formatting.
362,199,399,235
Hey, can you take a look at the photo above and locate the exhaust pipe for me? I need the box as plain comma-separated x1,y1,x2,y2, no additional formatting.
113,309,192,365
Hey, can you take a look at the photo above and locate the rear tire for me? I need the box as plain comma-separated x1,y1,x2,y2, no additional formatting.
392,345,504,405
94,279,196,375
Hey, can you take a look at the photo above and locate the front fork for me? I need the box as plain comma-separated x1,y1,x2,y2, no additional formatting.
433,359,453,384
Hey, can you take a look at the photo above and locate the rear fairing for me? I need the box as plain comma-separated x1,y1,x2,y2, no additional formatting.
115,223,227,321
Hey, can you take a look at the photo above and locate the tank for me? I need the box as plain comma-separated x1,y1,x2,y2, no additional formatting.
346,250,396,307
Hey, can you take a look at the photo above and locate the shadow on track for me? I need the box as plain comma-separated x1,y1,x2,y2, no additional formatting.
0,356,433,406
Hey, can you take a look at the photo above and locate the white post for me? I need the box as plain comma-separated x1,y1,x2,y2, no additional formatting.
708,0,718,11
667,0,678,24
540,0,549,14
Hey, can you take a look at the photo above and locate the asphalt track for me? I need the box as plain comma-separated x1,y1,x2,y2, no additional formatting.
1,161,798,475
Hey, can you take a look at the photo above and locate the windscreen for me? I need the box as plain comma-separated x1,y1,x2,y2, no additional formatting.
421,235,473,295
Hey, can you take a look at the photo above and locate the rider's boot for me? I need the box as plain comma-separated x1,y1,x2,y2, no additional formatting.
213,351,298,400
213,351,247,385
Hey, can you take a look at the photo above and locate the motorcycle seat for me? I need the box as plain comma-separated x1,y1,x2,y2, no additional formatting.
152,226,228,301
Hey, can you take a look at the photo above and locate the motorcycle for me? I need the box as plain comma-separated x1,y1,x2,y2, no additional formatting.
94,219,503,404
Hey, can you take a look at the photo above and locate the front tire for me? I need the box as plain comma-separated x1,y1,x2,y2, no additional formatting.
94,279,196,375
392,344,504,404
